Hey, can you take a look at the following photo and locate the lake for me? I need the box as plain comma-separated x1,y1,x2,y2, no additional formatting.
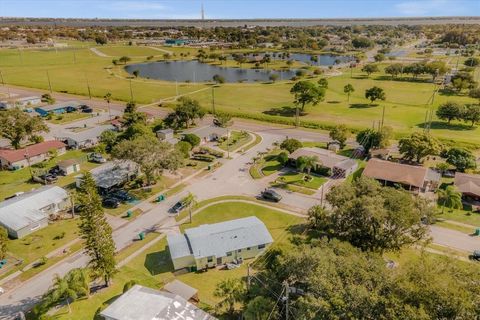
125,60,298,83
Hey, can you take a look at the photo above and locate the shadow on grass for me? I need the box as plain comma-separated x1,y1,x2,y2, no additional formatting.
262,164,283,174
93,293,123,320
417,121,475,131
375,75,431,83
263,106,305,117
349,103,377,109
144,249,174,276
327,100,341,104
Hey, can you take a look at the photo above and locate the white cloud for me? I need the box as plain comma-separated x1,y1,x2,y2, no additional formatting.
395,0,469,16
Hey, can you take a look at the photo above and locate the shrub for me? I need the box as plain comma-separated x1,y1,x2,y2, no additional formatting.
53,232,65,240
280,138,302,153
198,146,224,158
191,154,215,162
182,133,201,147
277,152,289,165
176,141,192,158
123,280,138,293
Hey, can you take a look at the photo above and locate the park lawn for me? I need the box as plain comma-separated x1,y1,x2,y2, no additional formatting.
261,150,283,176
53,201,304,319
276,172,327,190
5,218,79,270
0,149,94,199
95,46,166,57
218,131,252,152
1,44,480,146
47,112,91,124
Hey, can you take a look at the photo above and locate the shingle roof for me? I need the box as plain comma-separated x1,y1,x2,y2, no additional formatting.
289,147,350,169
184,216,273,259
0,186,67,231
100,285,216,320
455,172,480,197
363,159,434,188
0,140,66,163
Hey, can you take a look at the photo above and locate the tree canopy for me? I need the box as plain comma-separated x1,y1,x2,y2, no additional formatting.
280,138,302,153
0,108,49,149
290,81,325,111
365,86,386,104
398,132,442,163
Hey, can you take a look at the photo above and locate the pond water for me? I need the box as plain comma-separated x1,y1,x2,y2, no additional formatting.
125,60,298,83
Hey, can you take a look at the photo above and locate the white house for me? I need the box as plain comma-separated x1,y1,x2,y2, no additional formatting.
100,285,216,320
76,160,138,191
156,128,178,144
167,216,273,271
57,159,81,175
0,186,69,238
58,124,115,149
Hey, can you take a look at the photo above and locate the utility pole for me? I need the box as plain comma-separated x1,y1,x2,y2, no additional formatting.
380,104,386,129
46,70,52,93
246,263,251,291
285,281,289,320
85,74,92,99
129,79,134,101
295,106,299,127
211,85,216,115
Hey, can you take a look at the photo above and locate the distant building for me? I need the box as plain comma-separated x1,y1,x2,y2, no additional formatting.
454,172,480,201
35,101,81,116
58,124,115,149
100,285,216,320
0,186,69,238
185,125,229,143
362,158,441,192
0,96,41,110
156,128,178,144
0,140,66,170
289,147,358,178
57,159,81,175
76,160,138,191
167,216,273,271
165,39,187,46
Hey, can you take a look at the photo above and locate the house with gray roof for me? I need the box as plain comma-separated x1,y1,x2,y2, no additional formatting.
76,160,138,191
167,216,273,270
57,124,115,149
100,285,216,320
0,186,69,238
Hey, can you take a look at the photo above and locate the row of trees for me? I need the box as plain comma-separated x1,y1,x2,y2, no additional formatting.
436,102,480,126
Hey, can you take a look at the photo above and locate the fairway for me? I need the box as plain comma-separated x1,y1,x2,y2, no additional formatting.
0,44,479,145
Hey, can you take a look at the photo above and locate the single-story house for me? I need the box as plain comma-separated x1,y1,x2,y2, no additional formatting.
454,172,480,201
100,285,216,320
165,39,187,46
58,124,115,149
185,125,229,143
167,216,273,271
35,101,80,116
0,96,41,109
76,160,138,191
362,158,441,193
289,147,358,178
163,280,199,302
156,128,178,144
0,186,69,238
57,159,81,175
0,140,67,170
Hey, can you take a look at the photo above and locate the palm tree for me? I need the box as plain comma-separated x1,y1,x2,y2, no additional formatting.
104,92,112,120
297,155,319,178
437,186,463,213
183,192,197,223
214,278,245,315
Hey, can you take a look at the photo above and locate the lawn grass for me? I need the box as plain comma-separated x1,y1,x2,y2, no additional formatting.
48,112,91,124
52,201,304,319
1,44,479,146
261,151,283,176
217,131,252,152
96,46,167,57
434,221,475,234
276,172,327,190
436,207,480,227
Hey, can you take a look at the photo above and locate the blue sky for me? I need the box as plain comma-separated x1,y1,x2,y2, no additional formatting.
1,0,479,19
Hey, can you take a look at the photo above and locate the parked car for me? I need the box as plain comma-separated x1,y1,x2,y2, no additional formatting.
109,189,133,202
213,118,221,126
471,250,480,261
33,174,58,184
169,201,186,214
261,189,282,202
88,153,106,163
0,287,4,295
49,165,64,176
82,107,93,113
102,197,120,208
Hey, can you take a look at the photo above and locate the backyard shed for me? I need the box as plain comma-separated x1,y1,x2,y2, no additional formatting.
57,159,81,175
0,186,69,238
163,280,199,302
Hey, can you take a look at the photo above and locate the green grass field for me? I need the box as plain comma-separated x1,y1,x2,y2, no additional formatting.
1,44,479,146
51,201,304,319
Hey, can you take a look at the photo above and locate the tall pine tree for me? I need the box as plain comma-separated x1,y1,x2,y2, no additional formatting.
0,226,8,260
77,172,116,286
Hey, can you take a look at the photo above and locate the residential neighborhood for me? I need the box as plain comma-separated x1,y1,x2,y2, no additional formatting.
0,2,479,320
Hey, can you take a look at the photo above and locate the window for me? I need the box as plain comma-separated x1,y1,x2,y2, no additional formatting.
247,247,251,251
207,256,213,263
227,252,232,257
237,249,242,253
258,244,266,249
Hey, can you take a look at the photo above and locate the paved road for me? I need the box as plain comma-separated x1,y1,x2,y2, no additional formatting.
429,225,480,253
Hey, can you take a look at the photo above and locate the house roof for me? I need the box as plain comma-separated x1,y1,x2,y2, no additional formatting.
289,147,350,169
169,216,273,260
57,124,115,143
100,285,216,320
0,140,66,163
0,186,67,231
89,160,137,189
57,159,81,167
185,125,228,139
455,172,480,197
363,159,438,188
163,280,198,301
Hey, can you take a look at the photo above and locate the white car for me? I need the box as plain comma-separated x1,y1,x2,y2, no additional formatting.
0,287,5,295
89,153,107,163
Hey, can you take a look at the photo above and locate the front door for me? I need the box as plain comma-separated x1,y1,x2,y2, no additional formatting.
216,257,222,265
